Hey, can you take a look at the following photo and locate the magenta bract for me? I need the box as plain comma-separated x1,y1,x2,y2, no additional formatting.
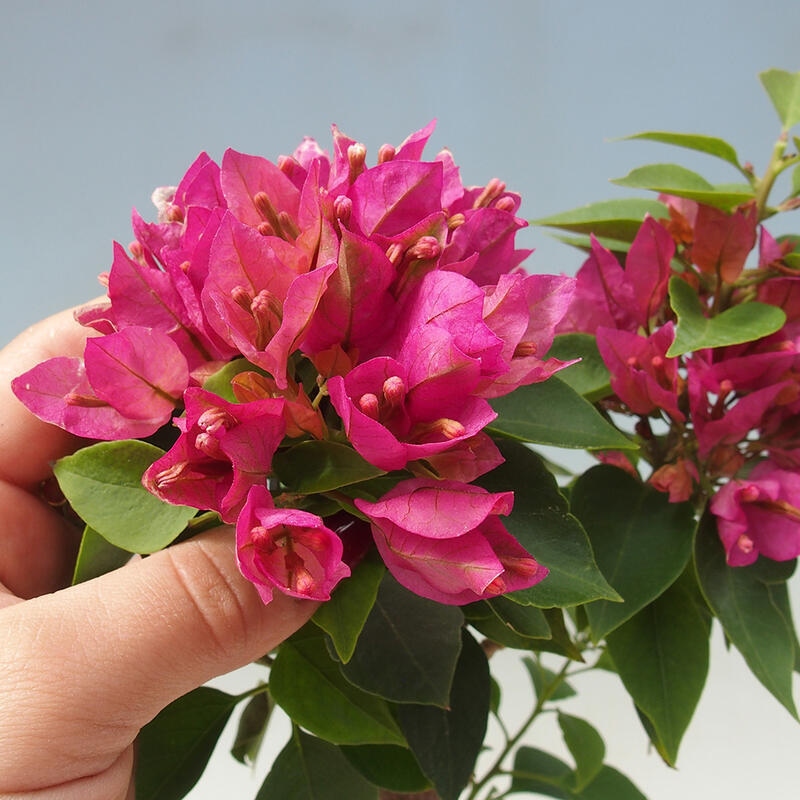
355,478,546,605
236,485,350,602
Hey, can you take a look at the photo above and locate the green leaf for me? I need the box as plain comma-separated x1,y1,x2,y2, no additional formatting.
71,525,131,584
574,765,648,800
272,440,385,494
479,441,620,607
558,712,605,792
256,729,377,800
571,465,696,641
488,377,635,451
466,603,550,650
523,657,577,702
54,441,197,554
270,627,405,746
667,277,786,356
533,198,668,242
695,512,798,718
202,357,259,401
792,164,800,198
760,68,800,131
611,163,754,209
312,554,385,663
230,690,272,765
510,747,572,798
340,573,464,706
605,576,711,765
135,686,239,800
546,334,611,402
486,596,552,638
618,130,741,169
340,744,431,793
396,631,490,800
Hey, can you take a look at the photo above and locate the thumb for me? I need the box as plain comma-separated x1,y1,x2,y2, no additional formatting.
0,526,316,790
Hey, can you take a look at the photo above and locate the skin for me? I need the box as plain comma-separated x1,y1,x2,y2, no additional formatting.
0,309,317,800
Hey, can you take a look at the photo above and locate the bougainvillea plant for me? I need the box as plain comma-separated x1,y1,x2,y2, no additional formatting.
11,68,800,799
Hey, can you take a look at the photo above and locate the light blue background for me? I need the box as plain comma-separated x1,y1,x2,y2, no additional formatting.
2,2,799,798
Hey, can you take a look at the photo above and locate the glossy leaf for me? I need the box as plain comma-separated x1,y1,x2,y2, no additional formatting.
605,576,711,765
533,198,668,242
465,603,550,650
667,276,786,356
510,747,572,798
760,68,800,131
340,744,431,793
71,525,131,585
611,163,753,209
574,766,648,800
546,334,611,402
272,440,385,494
256,729,377,800
340,574,464,707
479,441,620,607
618,130,741,169
231,691,271,765
558,711,605,792
135,686,239,800
571,465,696,641
270,627,405,746
395,631,490,800
695,512,798,718
487,596,551,638
488,377,635,451
54,441,197,553
312,555,385,663
523,657,577,702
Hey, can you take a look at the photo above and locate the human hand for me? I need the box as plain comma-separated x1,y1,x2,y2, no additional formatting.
0,309,317,800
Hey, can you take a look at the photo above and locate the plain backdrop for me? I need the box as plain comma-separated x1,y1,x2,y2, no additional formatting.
2,2,800,798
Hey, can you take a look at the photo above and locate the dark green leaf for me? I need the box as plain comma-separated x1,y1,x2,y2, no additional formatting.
574,765,647,800
760,68,800,130
340,744,431,793
611,163,754,209
467,604,550,650
480,441,620,607
523,656,577,702
546,334,611,402
340,574,464,707
256,730,377,800
270,627,404,745
695,512,798,718
230,690,272,765
71,525,132,584
312,554,385,663
533,198,668,242
489,377,635,451
486,596,551,638
272,440,385,494
510,747,572,798
558,711,605,791
618,130,741,169
54,441,197,553
606,576,711,765
396,631,490,800
135,686,238,800
571,465,696,641
667,277,786,356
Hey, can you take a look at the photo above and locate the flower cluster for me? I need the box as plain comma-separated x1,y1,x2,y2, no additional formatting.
556,198,800,566
12,122,574,604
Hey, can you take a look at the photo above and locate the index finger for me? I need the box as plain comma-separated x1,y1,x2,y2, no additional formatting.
0,307,90,490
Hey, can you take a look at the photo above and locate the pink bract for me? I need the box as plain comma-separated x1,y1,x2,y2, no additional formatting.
355,478,546,605
236,485,350,603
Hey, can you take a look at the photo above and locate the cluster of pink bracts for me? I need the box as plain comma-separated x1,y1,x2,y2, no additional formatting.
13,123,575,605
556,199,800,567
